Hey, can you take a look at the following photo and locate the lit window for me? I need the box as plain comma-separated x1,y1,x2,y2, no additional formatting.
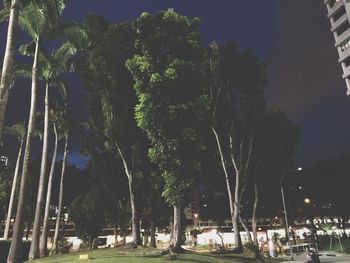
340,38,350,51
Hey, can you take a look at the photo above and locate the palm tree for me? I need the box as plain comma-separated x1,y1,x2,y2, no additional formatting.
29,43,75,258
40,104,67,257
7,1,66,262
2,122,26,240
51,108,70,254
0,0,21,142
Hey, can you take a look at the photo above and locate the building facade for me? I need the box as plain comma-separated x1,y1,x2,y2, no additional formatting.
324,0,350,95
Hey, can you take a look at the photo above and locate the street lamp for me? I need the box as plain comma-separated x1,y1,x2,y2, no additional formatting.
280,167,302,259
304,198,311,204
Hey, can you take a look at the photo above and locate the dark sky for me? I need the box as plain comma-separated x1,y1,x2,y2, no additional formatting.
1,0,349,168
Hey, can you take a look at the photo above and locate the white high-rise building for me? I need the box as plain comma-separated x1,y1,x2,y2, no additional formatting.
324,0,350,95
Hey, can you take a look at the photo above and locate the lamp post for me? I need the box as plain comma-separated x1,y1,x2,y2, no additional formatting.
280,167,302,260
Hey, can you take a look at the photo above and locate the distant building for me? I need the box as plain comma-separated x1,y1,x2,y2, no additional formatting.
324,0,350,95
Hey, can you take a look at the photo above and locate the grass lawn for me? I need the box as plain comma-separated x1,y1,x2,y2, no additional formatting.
29,247,282,263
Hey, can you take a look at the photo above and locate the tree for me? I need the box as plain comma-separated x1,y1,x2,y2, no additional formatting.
25,42,75,257
3,122,26,240
8,1,66,261
205,42,266,251
68,187,107,250
29,43,73,260
0,0,21,142
126,10,209,252
76,13,144,247
40,104,67,256
51,108,71,254
248,111,300,246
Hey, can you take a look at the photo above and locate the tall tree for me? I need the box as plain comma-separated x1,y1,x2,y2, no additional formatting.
8,1,66,261
28,42,74,258
248,111,300,246
51,108,71,254
205,42,266,251
3,122,26,240
0,0,21,141
126,10,209,252
76,14,144,247
40,104,67,256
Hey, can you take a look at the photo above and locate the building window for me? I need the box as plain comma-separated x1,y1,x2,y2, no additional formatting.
333,6,346,22
336,21,350,36
329,0,341,8
340,38,350,51
344,56,350,67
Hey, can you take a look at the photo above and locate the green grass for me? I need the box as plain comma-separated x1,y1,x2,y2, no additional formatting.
29,247,282,263
318,236,350,253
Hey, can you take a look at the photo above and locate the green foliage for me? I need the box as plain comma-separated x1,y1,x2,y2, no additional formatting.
4,121,26,143
68,187,107,242
127,10,209,207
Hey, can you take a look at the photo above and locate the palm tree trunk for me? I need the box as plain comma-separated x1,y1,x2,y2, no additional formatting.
8,38,40,263
40,123,58,257
3,137,23,240
29,83,50,260
0,0,20,141
252,179,259,246
52,135,68,253
171,205,182,252
115,143,141,247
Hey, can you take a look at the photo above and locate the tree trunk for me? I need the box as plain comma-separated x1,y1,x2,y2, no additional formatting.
171,205,182,252
52,135,68,254
25,222,31,240
0,0,20,142
3,137,23,240
150,220,156,248
291,227,296,245
40,123,58,257
115,143,141,247
233,170,243,252
310,217,318,242
169,218,174,245
29,83,50,260
7,38,39,263
252,180,259,246
114,226,118,247
128,173,141,247
211,127,238,247
239,215,252,244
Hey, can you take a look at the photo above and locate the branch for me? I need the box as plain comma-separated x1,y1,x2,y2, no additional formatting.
115,141,131,181
244,131,254,177
229,135,239,173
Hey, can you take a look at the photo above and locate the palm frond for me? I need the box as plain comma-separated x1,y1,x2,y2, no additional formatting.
4,122,26,142
52,79,68,101
53,42,77,70
19,2,47,40
49,22,88,49
11,63,32,83
18,42,36,56
0,7,9,22
3,0,11,9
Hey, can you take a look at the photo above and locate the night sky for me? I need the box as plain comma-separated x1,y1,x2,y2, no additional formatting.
0,0,349,168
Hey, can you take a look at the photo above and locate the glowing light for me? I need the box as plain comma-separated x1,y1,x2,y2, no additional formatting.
304,198,311,204
297,167,303,171
194,213,199,219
